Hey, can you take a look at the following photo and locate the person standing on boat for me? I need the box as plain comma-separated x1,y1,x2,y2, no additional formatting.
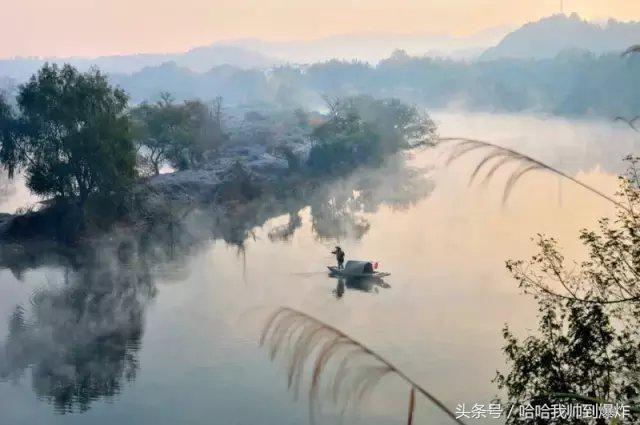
331,246,345,269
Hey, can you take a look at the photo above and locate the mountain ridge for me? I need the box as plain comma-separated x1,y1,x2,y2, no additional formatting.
0,44,279,81
481,13,640,60
0,28,511,81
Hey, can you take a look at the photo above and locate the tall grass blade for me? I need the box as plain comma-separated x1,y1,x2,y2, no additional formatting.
622,45,640,56
260,306,466,425
437,137,627,211
614,116,640,132
407,387,416,425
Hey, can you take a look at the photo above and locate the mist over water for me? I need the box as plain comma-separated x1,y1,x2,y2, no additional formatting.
0,111,631,424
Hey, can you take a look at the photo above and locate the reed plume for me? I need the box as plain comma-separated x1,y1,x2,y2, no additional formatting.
259,306,466,425
614,115,640,132
437,137,627,211
622,45,640,56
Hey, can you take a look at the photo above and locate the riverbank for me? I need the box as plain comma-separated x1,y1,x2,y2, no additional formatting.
0,94,436,245
0,137,305,241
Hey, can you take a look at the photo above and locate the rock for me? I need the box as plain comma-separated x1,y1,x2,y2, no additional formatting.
245,153,289,178
148,169,222,203
144,127,312,204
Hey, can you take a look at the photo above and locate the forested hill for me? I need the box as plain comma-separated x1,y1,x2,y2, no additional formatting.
103,50,640,118
3,14,640,119
481,13,640,60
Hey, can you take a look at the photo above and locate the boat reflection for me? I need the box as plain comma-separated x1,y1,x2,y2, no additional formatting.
332,277,391,299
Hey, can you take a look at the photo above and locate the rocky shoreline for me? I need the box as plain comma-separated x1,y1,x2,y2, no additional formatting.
145,141,305,203
0,137,312,243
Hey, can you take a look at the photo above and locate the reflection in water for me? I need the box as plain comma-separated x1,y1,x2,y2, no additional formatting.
309,159,432,242
0,153,431,414
267,211,302,242
332,277,391,299
196,153,432,245
0,112,635,424
310,190,371,241
0,238,155,413
334,278,345,298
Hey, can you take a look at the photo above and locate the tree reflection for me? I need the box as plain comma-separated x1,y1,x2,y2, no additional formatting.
267,211,302,242
266,155,433,243
0,238,155,413
0,153,434,413
310,188,371,241
194,154,433,245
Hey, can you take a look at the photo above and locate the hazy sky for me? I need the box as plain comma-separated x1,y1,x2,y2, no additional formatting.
3,0,640,58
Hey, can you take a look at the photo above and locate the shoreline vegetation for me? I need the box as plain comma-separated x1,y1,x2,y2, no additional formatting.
2,57,639,424
0,63,437,248
253,48,640,425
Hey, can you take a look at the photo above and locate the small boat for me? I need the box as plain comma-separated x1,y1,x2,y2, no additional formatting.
327,260,390,280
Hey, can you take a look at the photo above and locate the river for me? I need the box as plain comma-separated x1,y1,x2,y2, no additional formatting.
0,111,636,425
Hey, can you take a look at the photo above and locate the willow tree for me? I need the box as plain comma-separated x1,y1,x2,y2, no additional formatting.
0,64,136,206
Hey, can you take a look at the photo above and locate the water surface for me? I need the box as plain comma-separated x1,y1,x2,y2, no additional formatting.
0,111,635,425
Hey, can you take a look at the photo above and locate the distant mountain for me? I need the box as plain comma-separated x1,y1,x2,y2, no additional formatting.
0,27,513,82
0,45,279,81
221,27,512,64
481,13,640,60
172,45,279,71
108,62,274,106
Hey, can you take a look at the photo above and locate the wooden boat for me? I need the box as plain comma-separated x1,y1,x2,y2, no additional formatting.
327,260,390,279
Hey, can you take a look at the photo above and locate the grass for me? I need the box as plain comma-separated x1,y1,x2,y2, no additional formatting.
437,137,628,212
260,306,466,425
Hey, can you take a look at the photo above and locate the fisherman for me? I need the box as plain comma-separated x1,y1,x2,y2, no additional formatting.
331,246,345,269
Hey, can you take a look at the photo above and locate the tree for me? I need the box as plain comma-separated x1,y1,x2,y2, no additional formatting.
506,156,640,306
347,95,437,151
307,98,379,175
176,97,227,169
0,64,136,206
130,92,184,175
131,94,226,174
495,298,640,424
0,240,153,412
307,96,436,175
495,158,640,422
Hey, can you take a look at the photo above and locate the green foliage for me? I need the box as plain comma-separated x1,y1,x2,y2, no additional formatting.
105,52,640,118
497,157,640,422
306,96,435,175
0,93,19,167
175,97,227,169
0,64,136,205
131,94,226,174
495,298,640,424
506,157,640,305
130,93,183,175
307,105,380,175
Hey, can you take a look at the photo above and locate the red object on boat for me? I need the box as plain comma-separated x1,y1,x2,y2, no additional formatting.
374,262,379,269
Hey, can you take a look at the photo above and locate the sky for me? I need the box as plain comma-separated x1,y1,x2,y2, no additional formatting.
2,0,640,58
